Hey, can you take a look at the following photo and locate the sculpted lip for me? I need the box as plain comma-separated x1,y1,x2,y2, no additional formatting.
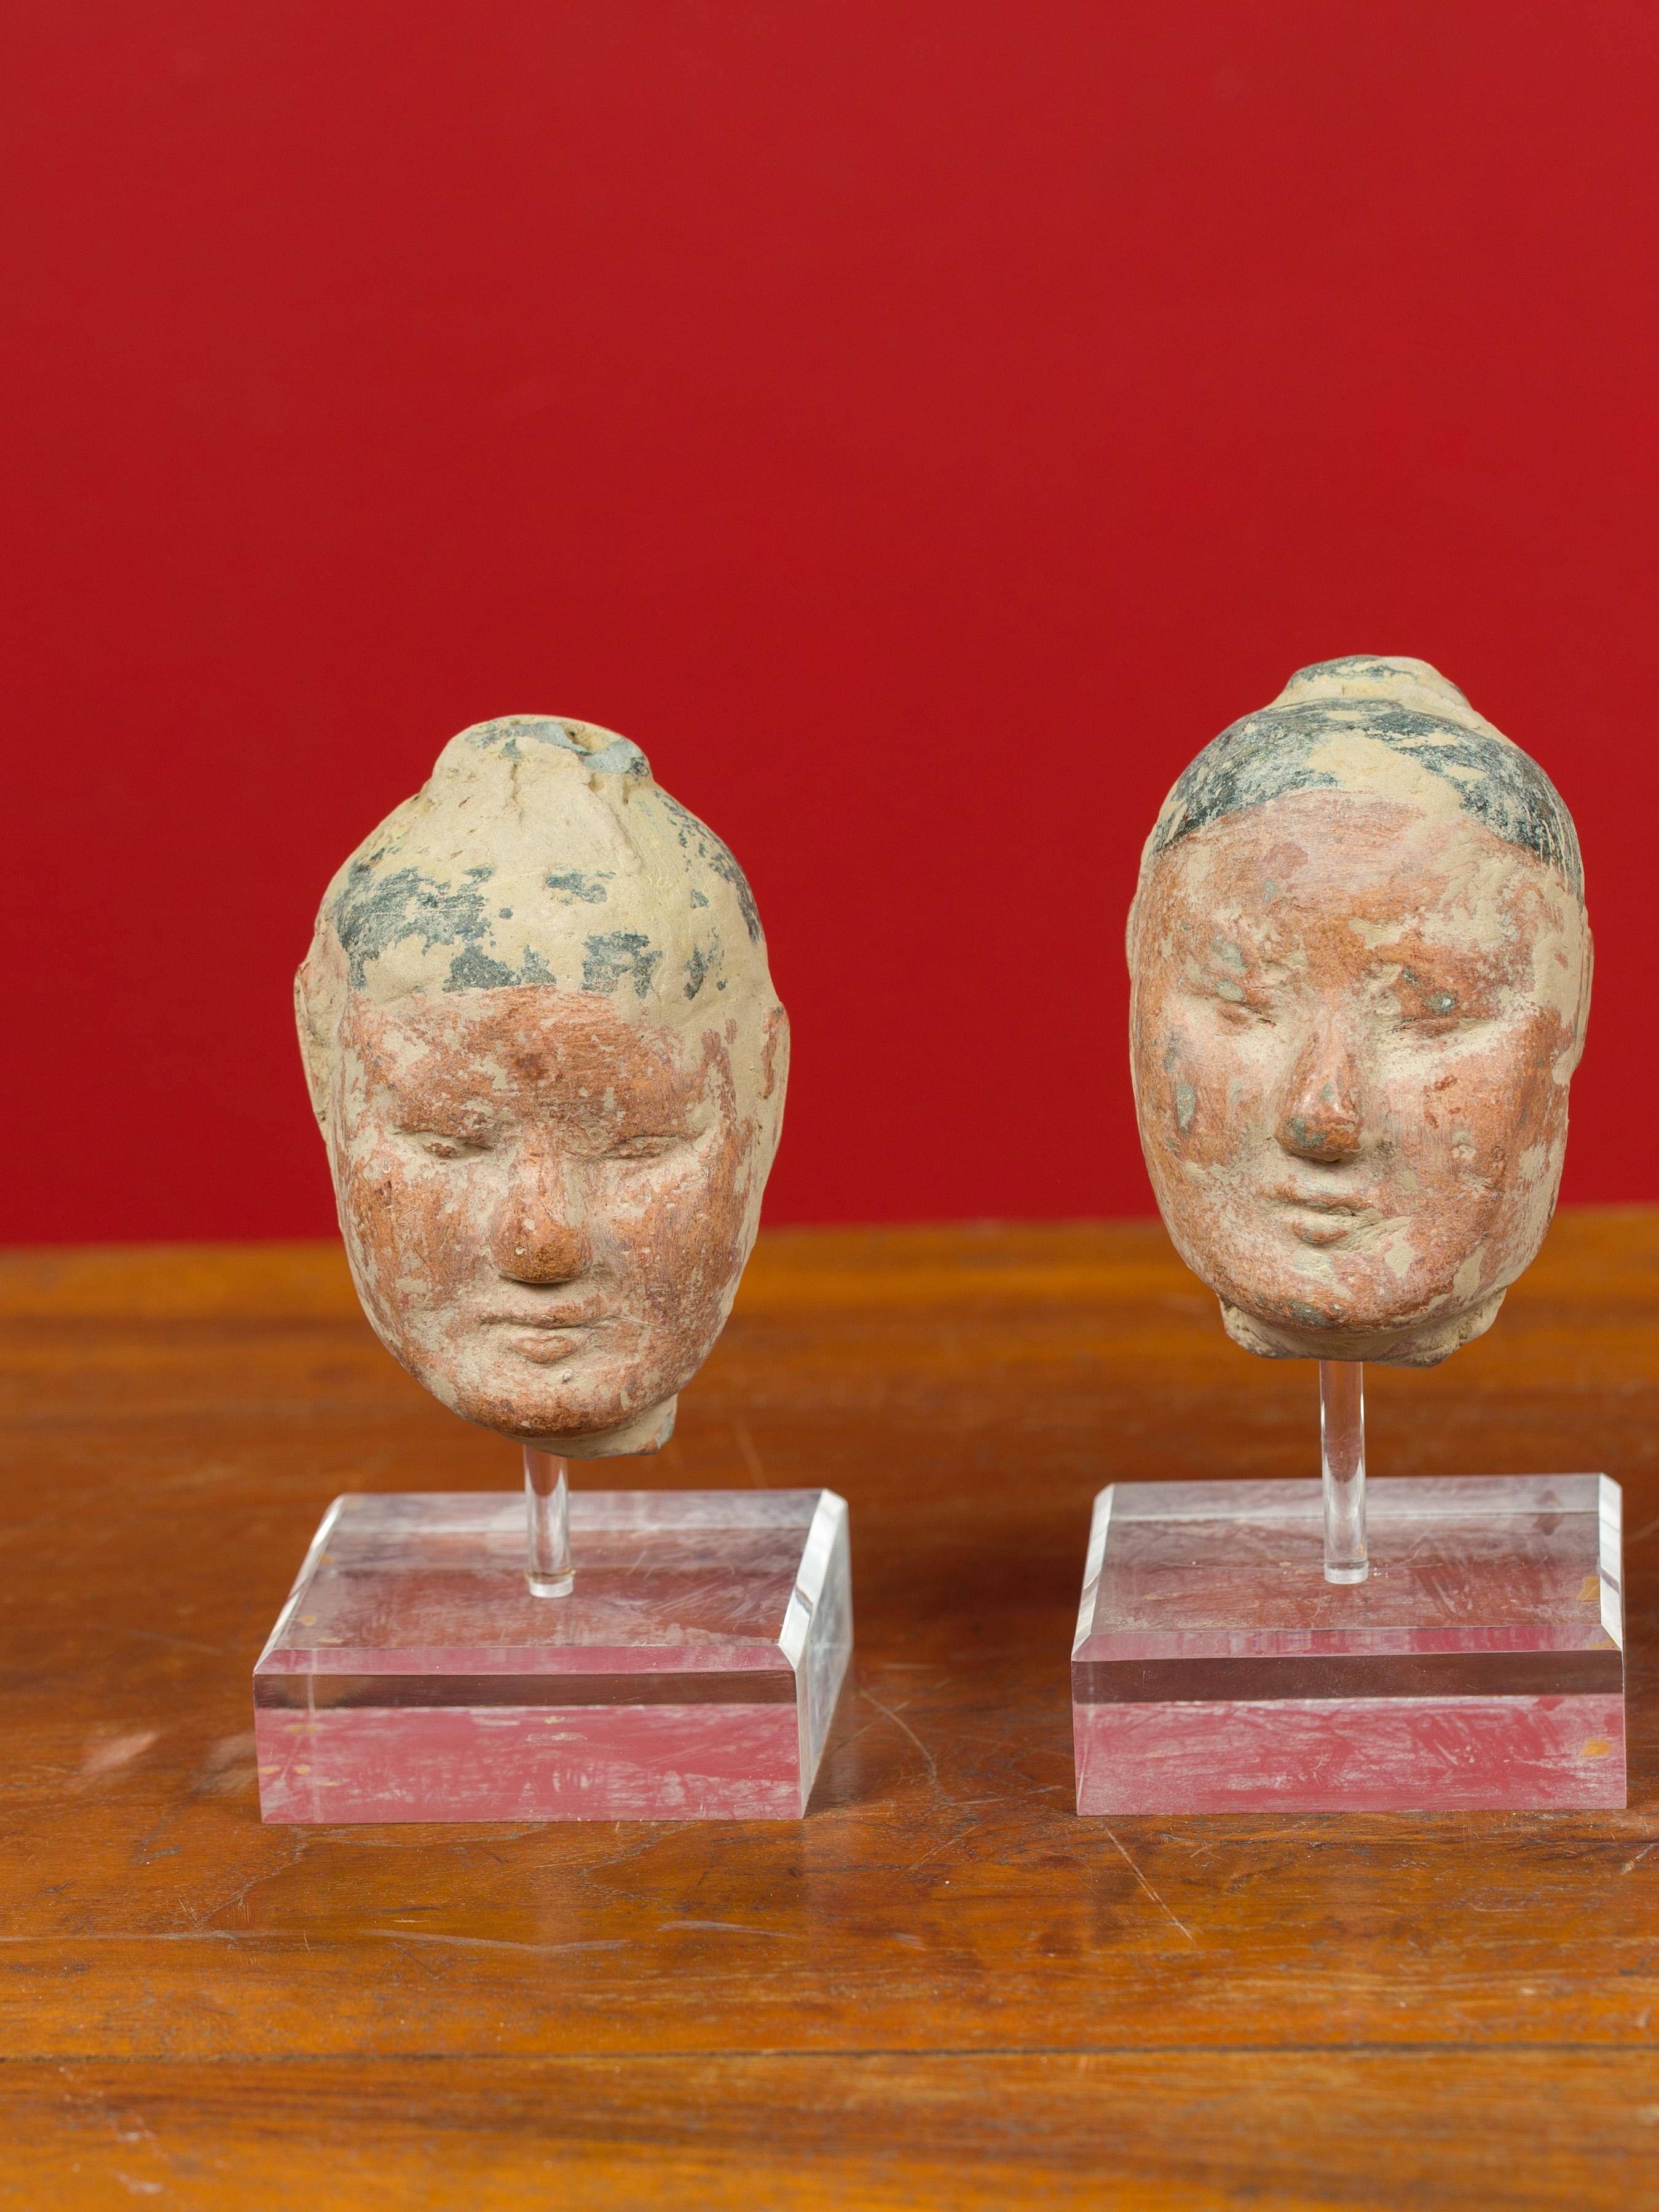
481,1307,607,1331
1268,1187,1379,1248
1270,1189,1370,1214
482,1310,610,1366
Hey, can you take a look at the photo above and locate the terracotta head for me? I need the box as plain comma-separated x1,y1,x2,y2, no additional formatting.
1128,657,1590,1367
298,716,787,1455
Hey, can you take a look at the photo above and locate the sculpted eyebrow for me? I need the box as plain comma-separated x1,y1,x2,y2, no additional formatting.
381,1079,493,1124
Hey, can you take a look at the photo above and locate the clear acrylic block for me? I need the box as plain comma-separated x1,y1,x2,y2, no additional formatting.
1073,1475,1624,1814
256,1489,852,1823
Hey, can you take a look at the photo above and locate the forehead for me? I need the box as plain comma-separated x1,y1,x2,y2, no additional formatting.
341,988,707,1102
1148,701,1583,897
1144,790,1559,945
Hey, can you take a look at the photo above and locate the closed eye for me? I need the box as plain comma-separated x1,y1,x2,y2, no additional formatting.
1210,992,1275,1026
1392,988,1492,1037
605,1133,684,1162
401,1130,492,1161
1398,1012,1489,1041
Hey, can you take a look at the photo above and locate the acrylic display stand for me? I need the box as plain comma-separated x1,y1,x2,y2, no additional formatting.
1073,1364,1624,1814
255,1452,853,1824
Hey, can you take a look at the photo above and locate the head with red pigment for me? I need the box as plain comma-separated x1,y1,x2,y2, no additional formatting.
1128,658,1590,1368
298,717,787,1455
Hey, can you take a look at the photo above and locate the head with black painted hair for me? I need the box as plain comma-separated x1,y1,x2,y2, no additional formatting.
1127,658,1590,1367
298,716,788,1455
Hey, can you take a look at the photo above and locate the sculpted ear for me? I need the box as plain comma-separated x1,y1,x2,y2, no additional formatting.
1567,920,1593,1077
294,927,345,1131
760,1003,790,1103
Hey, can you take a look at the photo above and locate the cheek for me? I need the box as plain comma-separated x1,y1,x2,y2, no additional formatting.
339,1140,485,1307
1379,1019,1566,1164
599,1134,750,1301
1137,1001,1200,1135
1144,1014,1279,1155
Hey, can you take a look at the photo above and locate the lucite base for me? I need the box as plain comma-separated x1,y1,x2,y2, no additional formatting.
255,1489,852,1824
1073,1476,1624,1814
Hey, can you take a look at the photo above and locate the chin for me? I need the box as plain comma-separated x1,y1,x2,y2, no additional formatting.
446,1370,629,1440
494,1393,679,1460
422,1355,680,1460
1218,1287,1507,1367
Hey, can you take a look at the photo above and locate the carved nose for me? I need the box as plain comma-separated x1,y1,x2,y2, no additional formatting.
491,1160,591,1283
1277,1041,1365,1163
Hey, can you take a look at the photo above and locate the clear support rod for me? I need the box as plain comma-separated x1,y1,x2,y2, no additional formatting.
1319,1361,1368,1586
524,1446,573,1598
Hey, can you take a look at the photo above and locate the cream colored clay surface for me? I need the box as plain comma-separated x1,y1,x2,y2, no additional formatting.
297,715,786,1455
1128,660,1590,1368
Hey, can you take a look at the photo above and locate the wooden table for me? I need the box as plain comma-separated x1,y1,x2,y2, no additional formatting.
2,1213,1656,2208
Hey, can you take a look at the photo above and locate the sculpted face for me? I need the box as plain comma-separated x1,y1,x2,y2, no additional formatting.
333,991,758,1453
299,713,786,1454
1129,658,1590,1367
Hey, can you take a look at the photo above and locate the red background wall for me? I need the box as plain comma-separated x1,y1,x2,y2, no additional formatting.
6,2,1655,1242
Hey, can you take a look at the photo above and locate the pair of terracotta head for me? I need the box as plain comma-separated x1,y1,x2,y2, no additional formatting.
299,657,1589,1457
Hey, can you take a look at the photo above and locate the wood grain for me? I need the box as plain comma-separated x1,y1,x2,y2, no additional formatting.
2,1211,1657,2206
